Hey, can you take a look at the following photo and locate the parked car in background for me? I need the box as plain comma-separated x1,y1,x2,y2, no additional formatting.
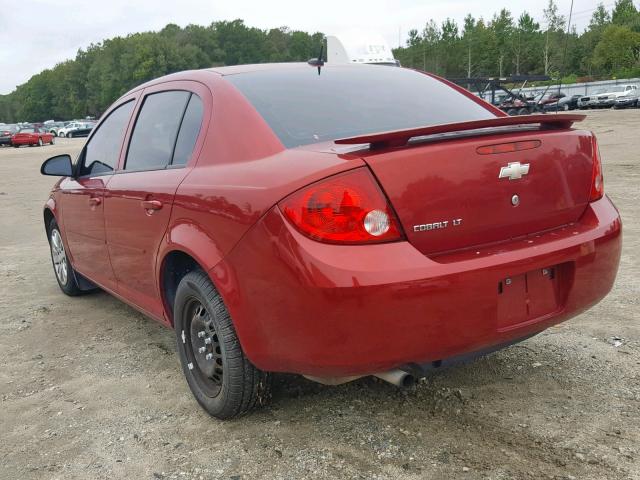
40,64,621,419
537,92,565,108
577,89,606,109
614,85,639,108
544,94,582,111
596,85,638,108
47,122,68,136
58,122,94,138
11,127,54,147
0,124,20,146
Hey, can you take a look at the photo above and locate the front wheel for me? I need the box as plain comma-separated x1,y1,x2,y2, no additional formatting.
48,219,83,296
174,270,271,419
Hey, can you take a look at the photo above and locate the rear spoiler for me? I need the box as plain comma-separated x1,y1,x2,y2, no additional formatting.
334,114,585,149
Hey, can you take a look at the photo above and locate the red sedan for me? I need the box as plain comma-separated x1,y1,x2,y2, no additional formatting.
40,64,622,419
12,126,54,147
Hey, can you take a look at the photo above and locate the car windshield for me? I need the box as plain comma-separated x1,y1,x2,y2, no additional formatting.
19,128,35,133
226,65,495,148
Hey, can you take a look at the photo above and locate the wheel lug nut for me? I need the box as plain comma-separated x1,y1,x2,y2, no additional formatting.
197,331,205,338
205,353,213,360
198,347,206,354
204,337,212,345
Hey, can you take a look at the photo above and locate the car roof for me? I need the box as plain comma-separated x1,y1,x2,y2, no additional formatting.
123,63,388,97
207,62,310,75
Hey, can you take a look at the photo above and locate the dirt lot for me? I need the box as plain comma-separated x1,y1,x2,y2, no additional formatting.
0,109,638,480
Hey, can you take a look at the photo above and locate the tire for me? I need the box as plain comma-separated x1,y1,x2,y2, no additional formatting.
48,219,83,296
507,108,517,116
38,138,43,147
13,144,19,148
66,132,72,138
563,104,569,111
517,108,529,115
174,270,271,419
50,136,55,145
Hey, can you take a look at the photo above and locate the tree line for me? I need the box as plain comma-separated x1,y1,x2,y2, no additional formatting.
1,0,639,123
0,21,323,122
394,0,640,82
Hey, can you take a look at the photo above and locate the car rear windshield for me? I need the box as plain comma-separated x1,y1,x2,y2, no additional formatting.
226,65,495,148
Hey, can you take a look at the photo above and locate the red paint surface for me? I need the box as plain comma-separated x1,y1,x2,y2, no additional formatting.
44,65,622,377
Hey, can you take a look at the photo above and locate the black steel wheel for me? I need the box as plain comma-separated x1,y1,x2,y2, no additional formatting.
174,270,271,419
184,298,224,398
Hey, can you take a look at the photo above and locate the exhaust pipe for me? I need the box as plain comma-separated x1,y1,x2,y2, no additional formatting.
373,369,416,388
304,368,416,388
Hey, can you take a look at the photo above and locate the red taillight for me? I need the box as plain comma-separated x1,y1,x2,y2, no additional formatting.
590,135,604,202
279,168,403,244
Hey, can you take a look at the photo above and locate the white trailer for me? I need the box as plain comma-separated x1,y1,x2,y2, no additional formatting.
326,32,399,66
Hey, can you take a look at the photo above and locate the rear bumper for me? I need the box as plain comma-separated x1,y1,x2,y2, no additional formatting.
214,196,622,376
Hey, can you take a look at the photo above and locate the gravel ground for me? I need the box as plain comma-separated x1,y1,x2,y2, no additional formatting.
0,109,638,480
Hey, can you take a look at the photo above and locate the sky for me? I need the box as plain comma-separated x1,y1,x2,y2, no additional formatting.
0,0,608,94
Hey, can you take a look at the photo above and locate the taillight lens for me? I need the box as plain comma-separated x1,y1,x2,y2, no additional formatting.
590,135,604,202
279,168,403,244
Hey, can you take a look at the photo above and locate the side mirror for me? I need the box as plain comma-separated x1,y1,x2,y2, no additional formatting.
41,154,73,177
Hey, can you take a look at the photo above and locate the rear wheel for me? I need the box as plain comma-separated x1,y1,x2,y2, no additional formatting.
174,270,271,419
66,132,72,138
38,138,43,147
48,219,82,296
517,108,529,115
50,136,55,145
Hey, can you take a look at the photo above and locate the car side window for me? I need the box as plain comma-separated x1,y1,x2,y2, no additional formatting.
171,94,204,166
125,91,190,171
79,100,134,177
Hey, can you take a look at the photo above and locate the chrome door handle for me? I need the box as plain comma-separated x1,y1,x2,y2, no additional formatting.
141,200,163,210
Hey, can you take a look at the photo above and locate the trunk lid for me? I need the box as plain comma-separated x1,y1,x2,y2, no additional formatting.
357,128,595,256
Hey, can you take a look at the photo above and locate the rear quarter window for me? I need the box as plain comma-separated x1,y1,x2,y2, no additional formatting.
226,65,495,148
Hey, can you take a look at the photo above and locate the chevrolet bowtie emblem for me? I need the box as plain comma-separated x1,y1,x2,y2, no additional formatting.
498,162,530,180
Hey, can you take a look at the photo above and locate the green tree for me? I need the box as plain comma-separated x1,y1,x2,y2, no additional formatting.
611,0,640,30
491,9,514,77
593,24,640,71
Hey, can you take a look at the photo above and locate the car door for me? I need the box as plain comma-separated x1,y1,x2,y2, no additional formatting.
104,83,206,318
58,99,136,289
